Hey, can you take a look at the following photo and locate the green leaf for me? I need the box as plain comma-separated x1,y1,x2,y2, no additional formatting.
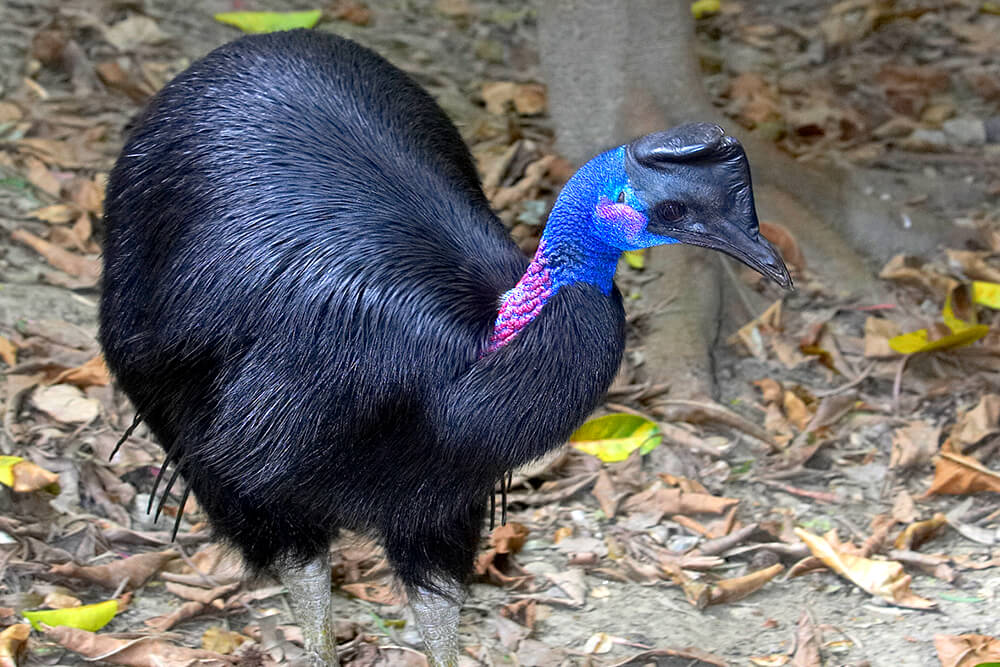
569,414,662,462
214,10,322,34
23,599,118,632
691,0,721,19
623,249,645,270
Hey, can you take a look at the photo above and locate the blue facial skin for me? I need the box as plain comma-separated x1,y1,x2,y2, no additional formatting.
536,146,680,296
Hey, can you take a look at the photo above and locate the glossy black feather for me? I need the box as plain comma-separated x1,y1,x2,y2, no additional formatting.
99,30,624,591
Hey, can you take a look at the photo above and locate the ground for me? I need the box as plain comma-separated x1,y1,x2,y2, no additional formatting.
0,1,998,666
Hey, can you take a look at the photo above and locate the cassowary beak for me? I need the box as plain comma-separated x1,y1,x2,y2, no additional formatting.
652,216,793,289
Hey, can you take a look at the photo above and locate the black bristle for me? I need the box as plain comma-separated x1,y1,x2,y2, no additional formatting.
154,460,185,523
171,483,192,541
109,412,143,461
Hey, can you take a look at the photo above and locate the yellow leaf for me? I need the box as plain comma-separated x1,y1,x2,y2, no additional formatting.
624,249,645,270
214,10,322,34
888,325,988,354
972,281,1000,309
570,414,661,462
691,0,721,19
23,599,118,632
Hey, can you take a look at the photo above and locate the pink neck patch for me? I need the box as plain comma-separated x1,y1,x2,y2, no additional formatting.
485,240,554,354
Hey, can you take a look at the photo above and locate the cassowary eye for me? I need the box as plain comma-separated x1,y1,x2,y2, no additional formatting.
616,190,626,204
655,200,687,222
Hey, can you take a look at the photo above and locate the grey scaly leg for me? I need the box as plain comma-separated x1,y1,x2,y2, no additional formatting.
276,554,338,666
409,580,465,667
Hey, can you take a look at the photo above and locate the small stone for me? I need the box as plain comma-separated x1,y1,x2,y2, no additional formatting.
900,128,948,152
942,117,987,146
873,116,918,139
984,116,1000,143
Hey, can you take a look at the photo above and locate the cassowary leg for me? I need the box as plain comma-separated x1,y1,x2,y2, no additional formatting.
409,579,465,667
275,553,338,666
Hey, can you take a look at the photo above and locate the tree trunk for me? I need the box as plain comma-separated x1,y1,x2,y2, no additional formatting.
537,0,963,397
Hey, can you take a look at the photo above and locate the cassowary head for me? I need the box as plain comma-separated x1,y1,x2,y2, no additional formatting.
553,123,792,289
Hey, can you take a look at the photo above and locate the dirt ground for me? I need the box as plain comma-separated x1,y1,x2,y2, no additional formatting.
0,1,998,666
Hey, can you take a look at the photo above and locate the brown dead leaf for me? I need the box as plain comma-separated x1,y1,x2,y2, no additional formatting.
878,254,956,296
29,204,77,224
894,513,947,551
760,221,806,273
201,627,250,655
783,391,812,431
592,469,620,518
65,176,106,216
946,249,1000,283
32,384,100,424
103,15,171,52
164,581,240,604
43,625,235,666
934,634,1000,667
927,448,1000,495
5,459,59,493
891,489,917,524
24,157,62,197
794,528,935,609
511,83,546,115
96,61,154,103
707,563,784,606
10,229,101,283
0,624,29,667
329,0,373,25
889,421,940,469
499,598,536,630
729,72,781,127
145,600,209,632
621,486,739,519
51,355,111,389
341,582,400,605
50,549,177,590
863,316,903,358
0,336,16,367
16,137,104,170
952,394,1000,450
733,300,783,360
754,378,783,404
490,522,528,554
482,81,546,115
791,611,821,667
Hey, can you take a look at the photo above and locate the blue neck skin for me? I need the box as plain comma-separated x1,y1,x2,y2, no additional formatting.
535,146,677,295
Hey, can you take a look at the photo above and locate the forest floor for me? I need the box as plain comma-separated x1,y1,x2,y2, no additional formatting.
0,0,999,666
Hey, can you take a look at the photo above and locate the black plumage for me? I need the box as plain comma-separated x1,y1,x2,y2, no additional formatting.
100,29,624,593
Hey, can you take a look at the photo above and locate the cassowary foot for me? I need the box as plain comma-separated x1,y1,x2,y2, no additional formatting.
409,581,465,667
276,554,338,666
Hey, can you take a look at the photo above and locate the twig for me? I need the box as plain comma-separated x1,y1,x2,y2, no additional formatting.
760,480,839,504
892,354,911,414
814,362,877,398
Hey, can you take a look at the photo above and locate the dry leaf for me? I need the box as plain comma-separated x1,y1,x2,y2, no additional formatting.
104,16,171,52
145,601,208,632
863,316,903,358
341,582,400,605
951,394,1000,450
201,627,249,655
934,634,1000,667
0,624,29,667
792,611,821,667
32,384,100,424
707,563,784,606
878,254,956,296
794,528,935,609
946,249,1000,283
490,522,528,554
0,337,16,367
29,204,77,224
894,513,947,550
43,625,234,666
51,549,177,590
10,228,101,283
760,221,806,273
927,448,1000,495
51,355,111,389
889,421,940,469
511,83,546,115
754,378,783,404
621,486,739,519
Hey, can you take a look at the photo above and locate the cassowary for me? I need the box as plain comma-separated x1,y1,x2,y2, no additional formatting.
99,29,790,666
